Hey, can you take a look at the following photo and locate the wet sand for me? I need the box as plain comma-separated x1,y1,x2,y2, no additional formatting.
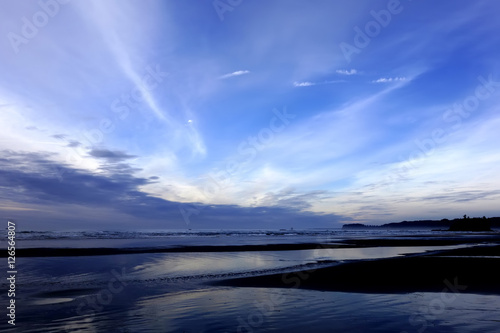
218,244,500,294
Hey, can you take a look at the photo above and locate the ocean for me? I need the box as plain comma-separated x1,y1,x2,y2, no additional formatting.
1,229,500,332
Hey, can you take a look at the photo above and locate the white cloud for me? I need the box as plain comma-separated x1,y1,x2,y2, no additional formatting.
293,80,344,87
293,81,315,87
336,69,357,75
372,77,407,83
219,70,251,79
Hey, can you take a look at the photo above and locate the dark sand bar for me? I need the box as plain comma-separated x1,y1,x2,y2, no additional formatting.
217,244,500,294
4,243,345,257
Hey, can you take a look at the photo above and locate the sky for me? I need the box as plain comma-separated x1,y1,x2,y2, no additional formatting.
1,0,500,230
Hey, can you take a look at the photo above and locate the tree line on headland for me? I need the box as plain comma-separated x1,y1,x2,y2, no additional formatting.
342,216,500,231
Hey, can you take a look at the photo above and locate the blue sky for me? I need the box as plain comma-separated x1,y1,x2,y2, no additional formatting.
1,0,500,230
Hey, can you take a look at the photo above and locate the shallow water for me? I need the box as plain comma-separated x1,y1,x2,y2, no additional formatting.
2,231,500,332
10,286,500,332
13,245,466,290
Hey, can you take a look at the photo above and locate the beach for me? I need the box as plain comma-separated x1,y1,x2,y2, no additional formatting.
2,230,500,332
218,245,500,294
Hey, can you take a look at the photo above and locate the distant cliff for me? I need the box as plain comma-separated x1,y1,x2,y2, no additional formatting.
342,217,500,230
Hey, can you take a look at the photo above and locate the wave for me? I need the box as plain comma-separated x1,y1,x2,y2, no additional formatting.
5,228,434,241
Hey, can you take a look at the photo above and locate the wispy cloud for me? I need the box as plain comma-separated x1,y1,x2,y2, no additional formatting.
253,188,331,210
75,1,172,124
198,83,411,210
372,77,407,83
67,141,81,148
88,148,137,162
293,81,315,87
70,1,207,157
336,69,357,75
219,70,251,79
293,80,344,87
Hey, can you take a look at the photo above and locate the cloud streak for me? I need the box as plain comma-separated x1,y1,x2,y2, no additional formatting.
372,77,406,83
88,149,137,162
336,69,357,75
219,70,251,79
293,80,344,87
293,81,315,87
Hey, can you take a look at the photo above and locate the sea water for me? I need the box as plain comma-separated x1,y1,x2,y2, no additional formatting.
1,229,499,332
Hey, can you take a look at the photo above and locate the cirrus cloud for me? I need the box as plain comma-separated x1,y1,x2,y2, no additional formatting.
219,70,251,79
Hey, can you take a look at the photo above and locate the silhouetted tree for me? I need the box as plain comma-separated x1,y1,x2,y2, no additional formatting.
450,215,492,231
